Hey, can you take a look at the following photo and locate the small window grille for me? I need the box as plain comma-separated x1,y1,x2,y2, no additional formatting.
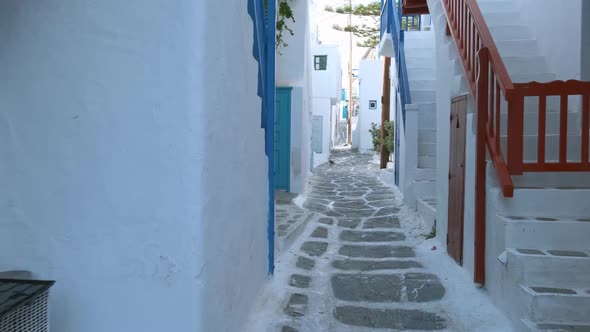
314,55,327,70
0,279,55,332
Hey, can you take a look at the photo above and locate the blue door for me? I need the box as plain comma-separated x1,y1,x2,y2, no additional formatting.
275,87,291,191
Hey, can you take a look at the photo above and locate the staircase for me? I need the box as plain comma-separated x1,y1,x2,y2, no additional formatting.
404,31,438,227
478,2,590,330
425,0,590,330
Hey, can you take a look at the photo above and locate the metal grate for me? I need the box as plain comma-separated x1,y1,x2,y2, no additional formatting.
0,291,49,332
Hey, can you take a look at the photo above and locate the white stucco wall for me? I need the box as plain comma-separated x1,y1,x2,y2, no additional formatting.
311,44,342,102
513,0,582,80
0,1,268,332
432,19,453,246
358,59,384,152
582,3,590,81
277,0,312,193
312,97,332,167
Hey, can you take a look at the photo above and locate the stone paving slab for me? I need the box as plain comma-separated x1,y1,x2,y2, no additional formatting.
301,241,328,257
334,306,446,330
405,273,446,302
269,151,448,331
289,274,311,289
296,256,315,271
310,227,328,239
337,219,362,229
331,259,423,271
331,274,402,302
339,245,415,258
284,293,308,317
374,206,401,216
364,216,401,229
339,230,406,242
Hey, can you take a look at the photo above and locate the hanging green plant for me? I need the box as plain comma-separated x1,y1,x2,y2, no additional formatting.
276,0,295,51
265,0,295,52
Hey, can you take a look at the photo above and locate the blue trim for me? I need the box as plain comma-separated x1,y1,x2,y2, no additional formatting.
248,0,276,275
265,0,277,275
381,0,415,186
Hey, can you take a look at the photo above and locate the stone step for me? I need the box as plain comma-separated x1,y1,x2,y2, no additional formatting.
489,25,532,41
498,97,578,115
417,197,437,229
498,112,580,136
410,79,436,91
418,102,436,113
418,155,436,168
408,67,436,80
496,39,541,58
506,248,590,289
491,187,590,219
504,56,548,76
419,109,437,129
521,319,590,332
404,30,435,41
510,72,557,84
419,129,436,143
411,90,436,103
513,172,590,188
406,47,438,58
406,57,435,68
414,180,436,197
415,168,436,181
520,285,590,323
500,216,590,252
477,0,518,14
419,143,436,157
483,11,522,27
500,134,585,162
404,40,435,50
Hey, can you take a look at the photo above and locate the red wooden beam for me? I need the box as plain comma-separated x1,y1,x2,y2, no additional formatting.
475,48,489,286
582,95,589,164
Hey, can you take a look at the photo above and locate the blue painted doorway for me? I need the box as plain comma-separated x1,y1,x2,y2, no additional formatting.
275,87,292,191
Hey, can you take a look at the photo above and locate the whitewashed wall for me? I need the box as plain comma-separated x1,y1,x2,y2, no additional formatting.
513,0,582,80
277,0,313,193
0,1,268,331
358,59,384,152
582,3,590,81
431,14,453,246
311,44,342,102
312,97,331,167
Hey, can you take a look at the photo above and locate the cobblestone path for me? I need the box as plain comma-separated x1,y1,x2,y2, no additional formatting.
277,150,448,331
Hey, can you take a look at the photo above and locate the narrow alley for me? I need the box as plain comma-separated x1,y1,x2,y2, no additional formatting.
246,150,512,332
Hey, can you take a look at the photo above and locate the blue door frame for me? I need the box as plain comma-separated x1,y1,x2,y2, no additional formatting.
275,88,292,191
248,0,276,274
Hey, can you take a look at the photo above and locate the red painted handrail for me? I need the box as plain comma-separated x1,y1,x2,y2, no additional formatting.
442,0,590,285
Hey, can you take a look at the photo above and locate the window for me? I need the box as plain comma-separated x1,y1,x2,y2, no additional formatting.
369,100,377,110
314,55,327,70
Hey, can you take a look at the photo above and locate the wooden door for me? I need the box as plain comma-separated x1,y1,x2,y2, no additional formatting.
274,88,292,191
447,95,467,265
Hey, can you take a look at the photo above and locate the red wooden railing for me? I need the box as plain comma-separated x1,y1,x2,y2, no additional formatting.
442,0,590,285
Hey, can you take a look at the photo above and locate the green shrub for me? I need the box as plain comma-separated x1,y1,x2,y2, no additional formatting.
369,121,395,155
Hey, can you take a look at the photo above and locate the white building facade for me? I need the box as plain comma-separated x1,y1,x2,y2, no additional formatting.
383,0,590,330
0,1,270,331
357,59,384,153
311,44,342,166
276,0,314,194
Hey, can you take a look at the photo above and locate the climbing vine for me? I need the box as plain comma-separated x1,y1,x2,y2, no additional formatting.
276,0,295,51
265,0,295,52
